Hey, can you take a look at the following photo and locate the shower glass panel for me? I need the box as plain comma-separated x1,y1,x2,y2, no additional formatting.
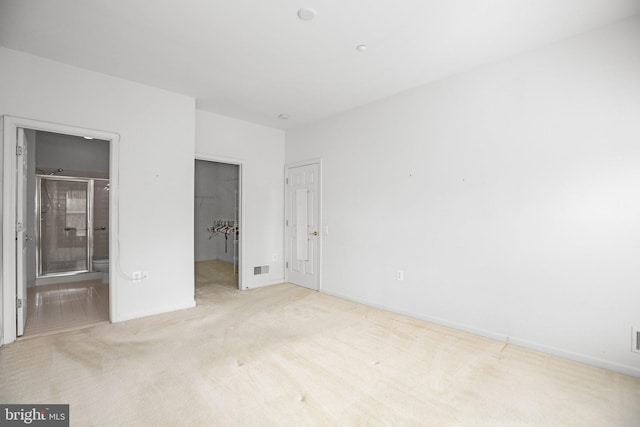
37,176,93,276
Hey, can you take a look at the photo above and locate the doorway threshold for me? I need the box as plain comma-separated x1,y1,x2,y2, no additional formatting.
18,320,109,341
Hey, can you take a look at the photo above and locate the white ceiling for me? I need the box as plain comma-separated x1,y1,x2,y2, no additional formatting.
1,0,639,129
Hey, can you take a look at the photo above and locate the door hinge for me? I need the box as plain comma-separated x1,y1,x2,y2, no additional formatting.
16,222,24,233
285,219,289,226
16,298,23,309
285,261,289,269
286,178,289,185
16,145,23,156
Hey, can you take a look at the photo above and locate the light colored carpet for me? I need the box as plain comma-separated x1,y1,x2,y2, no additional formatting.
1,260,639,426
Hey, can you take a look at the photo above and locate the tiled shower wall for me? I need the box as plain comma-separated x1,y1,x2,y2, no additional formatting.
93,179,110,260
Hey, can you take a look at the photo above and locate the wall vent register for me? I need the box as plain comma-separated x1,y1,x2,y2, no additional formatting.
254,265,269,275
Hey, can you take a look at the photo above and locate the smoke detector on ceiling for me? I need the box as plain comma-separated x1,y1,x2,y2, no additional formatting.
297,8,316,21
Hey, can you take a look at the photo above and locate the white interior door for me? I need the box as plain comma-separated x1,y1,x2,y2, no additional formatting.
286,163,320,290
16,128,28,336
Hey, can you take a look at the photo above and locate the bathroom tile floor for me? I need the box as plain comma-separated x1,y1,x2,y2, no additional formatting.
22,280,109,338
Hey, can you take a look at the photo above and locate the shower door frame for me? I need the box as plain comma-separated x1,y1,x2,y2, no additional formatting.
35,175,95,278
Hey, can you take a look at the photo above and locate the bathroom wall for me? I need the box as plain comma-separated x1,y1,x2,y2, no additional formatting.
93,179,110,260
36,131,109,177
194,160,239,264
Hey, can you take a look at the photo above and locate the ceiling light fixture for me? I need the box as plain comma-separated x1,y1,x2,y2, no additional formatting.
297,8,316,21
278,114,290,120
83,136,94,140
356,44,367,52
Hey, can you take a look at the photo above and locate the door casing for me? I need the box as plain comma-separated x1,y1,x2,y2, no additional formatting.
16,128,28,336
1,116,119,345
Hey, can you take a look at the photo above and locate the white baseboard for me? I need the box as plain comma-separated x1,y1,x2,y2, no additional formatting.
242,278,285,290
112,300,196,323
321,288,640,379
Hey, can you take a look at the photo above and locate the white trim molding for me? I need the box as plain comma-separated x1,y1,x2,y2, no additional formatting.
1,116,120,344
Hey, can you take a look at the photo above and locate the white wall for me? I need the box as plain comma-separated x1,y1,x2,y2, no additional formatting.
196,110,285,289
286,17,640,377
0,47,196,323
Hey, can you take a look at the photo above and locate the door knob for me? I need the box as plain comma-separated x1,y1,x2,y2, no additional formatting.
25,235,34,242
309,231,318,236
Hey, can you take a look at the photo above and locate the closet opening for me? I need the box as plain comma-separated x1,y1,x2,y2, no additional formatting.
194,159,241,293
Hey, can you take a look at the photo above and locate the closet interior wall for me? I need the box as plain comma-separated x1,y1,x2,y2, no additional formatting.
194,160,239,265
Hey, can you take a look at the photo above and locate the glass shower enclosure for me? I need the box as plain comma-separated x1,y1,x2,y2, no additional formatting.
36,175,94,277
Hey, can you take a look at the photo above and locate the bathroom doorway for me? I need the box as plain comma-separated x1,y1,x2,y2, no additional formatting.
194,158,242,294
1,116,117,344
26,131,111,337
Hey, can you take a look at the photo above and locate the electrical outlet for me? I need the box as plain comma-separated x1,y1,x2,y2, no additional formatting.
272,253,277,262
396,270,404,281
